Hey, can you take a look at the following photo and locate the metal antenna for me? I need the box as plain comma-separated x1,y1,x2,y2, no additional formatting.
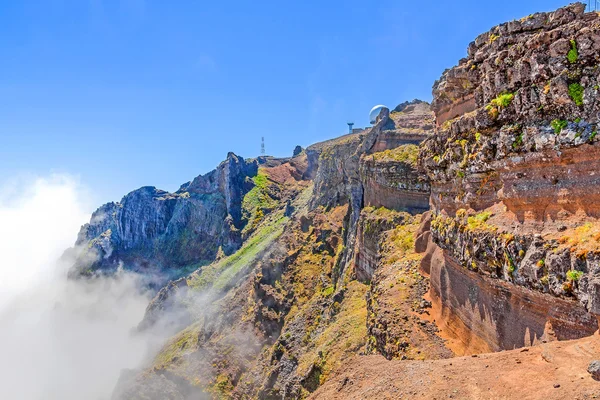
347,122,354,134
261,137,265,156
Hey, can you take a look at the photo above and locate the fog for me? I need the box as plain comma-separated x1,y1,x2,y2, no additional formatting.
0,175,155,400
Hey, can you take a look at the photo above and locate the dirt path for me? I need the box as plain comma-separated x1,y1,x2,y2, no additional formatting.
311,333,600,399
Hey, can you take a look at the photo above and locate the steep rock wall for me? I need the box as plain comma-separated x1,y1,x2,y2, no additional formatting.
69,153,258,284
359,151,430,213
421,2,600,350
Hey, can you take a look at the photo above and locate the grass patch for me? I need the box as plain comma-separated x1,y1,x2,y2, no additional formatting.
188,213,288,291
551,119,568,134
490,92,514,108
295,281,368,386
242,169,278,231
467,211,492,231
485,92,514,119
568,83,584,106
566,270,584,282
557,222,600,256
153,323,201,369
369,144,419,166
567,39,578,64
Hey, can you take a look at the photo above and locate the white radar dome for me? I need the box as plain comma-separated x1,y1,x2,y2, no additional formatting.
369,105,387,124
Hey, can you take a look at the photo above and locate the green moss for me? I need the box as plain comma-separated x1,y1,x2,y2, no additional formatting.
568,83,584,106
241,170,278,231
370,144,419,166
551,119,568,134
512,132,523,149
322,286,334,297
567,39,578,64
188,213,288,291
566,270,584,282
467,211,492,230
475,131,481,142
153,323,200,369
489,92,514,108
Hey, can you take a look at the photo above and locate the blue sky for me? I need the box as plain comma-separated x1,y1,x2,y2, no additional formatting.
0,0,570,205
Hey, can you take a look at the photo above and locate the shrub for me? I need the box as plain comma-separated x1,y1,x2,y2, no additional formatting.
490,92,514,108
551,119,568,134
568,83,584,106
567,39,578,64
512,132,523,149
566,270,584,282
467,211,492,230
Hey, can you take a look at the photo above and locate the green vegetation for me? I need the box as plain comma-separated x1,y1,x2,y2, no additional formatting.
566,270,584,282
512,132,523,149
536,259,545,268
558,222,600,257
568,83,584,106
295,281,368,386
188,213,288,291
489,92,514,108
370,144,419,166
467,211,492,230
475,131,481,142
551,119,568,134
241,170,278,231
567,39,578,64
486,92,514,119
153,323,200,369
489,33,500,43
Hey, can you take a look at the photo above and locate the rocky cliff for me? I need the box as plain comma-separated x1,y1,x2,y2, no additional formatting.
69,153,267,286
420,2,600,350
70,4,600,399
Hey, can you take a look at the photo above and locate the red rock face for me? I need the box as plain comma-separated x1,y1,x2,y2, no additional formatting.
425,242,598,351
360,156,430,214
370,101,435,152
421,3,600,349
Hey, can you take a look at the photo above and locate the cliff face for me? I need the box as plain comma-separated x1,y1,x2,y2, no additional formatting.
70,153,258,285
70,4,600,399
421,2,600,350
105,102,439,399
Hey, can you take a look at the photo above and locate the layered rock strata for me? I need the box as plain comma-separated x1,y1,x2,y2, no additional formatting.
421,2,600,350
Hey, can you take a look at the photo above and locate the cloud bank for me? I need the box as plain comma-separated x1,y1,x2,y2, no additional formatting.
0,175,155,400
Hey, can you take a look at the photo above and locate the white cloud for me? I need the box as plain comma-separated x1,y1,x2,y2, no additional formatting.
0,175,156,400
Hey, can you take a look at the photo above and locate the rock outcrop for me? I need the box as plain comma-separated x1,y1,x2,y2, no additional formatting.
69,153,258,285
68,4,600,399
421,2,600,350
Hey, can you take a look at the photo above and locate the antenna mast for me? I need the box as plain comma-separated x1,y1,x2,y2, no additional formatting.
261,137,266,156
347,122,354,133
